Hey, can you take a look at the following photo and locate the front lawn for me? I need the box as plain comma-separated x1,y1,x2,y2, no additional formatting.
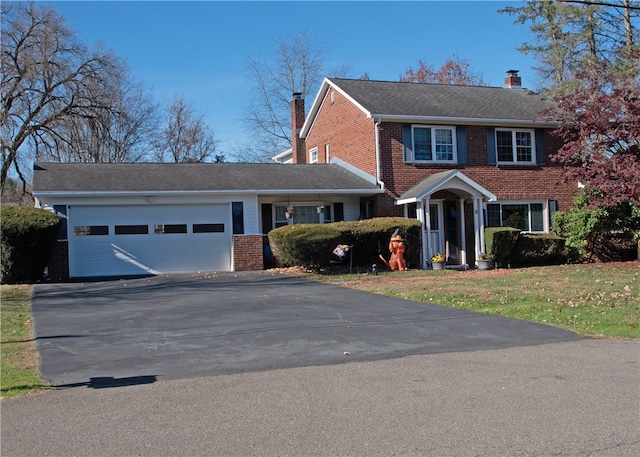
290,262,640,339
1,285,51,398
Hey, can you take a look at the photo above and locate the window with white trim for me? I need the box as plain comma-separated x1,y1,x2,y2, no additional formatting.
496,129,535,164
411,126,456,162
309,147,318,164
274,204,332,228
486,202,545,232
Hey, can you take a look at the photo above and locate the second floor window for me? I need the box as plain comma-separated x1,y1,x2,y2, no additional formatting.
309,147,318,164
412,126,456,163
496,129,535,164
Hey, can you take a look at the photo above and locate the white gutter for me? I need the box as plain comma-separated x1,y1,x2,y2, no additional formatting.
368,114,560,128
374,119,385,190
33,188,385,199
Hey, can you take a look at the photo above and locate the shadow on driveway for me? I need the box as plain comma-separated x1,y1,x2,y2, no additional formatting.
32,271,582,387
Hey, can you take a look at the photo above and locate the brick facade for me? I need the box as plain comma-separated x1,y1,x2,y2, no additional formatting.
233,235,264,271
47,241,69,280
302,89,577,214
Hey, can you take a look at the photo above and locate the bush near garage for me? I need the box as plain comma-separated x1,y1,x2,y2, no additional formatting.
268,217,421,269
1,206,60,284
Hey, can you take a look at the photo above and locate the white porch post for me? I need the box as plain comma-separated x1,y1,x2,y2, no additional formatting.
423,198,432,268
459,198,466,267
479,198,486,254
472,197,481,264
417,201,426,269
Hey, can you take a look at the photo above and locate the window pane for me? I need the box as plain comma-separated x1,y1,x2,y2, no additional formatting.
515,131,532,162
496,131,513,162
486,204,501,227
154,224,187,234
53,205,68,240
115,225,149,235
193,223,224,233
294,206,321,224
530,204,544,231
502,205,528,230
435,129,454,161
74,225,108,236
414,127,432,160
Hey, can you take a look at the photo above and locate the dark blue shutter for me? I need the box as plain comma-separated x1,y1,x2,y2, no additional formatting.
456,126,467,164
535,129,546,165
232,202,244,234
402,124,413,162
334,203,344,222
486,127,496,165
261,204,272,234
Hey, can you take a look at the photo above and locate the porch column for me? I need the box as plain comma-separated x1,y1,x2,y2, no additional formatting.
472,197,482,263
459,198,466,267
479,198,486,254
416,201,426,269
423,198,432,268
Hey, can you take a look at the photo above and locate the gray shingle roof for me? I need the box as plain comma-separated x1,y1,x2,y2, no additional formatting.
329,78,555,122
32,162,380,193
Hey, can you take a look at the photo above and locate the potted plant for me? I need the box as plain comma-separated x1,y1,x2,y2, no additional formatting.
431,252,445,270
477,252,493,270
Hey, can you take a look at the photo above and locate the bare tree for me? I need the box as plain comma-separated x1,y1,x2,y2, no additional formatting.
154,95,220,163
238,29,350,162
1,1,145,190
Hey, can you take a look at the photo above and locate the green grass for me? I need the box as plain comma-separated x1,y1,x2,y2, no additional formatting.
292,262,640,339
1,285,51,398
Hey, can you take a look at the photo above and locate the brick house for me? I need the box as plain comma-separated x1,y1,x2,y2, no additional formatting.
289,73,577,268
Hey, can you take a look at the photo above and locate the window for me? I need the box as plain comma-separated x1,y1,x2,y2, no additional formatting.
154,224,187,234
74,225,108,236
486,202,545,232
411,126,456,162
232,202,244,234
496,129,535,164
115,225,149,235
274,204,332,227
193,223,224,233
309,147,318,164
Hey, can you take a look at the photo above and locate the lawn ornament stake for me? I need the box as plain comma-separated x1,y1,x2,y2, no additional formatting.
379,230,408,271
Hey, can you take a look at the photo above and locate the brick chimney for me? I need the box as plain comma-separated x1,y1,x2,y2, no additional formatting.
291,92,306,164
504,70,522,89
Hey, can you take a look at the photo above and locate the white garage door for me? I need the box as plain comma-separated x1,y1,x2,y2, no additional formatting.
68,204,231,277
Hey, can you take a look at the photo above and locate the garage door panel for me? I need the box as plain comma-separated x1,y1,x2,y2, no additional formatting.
69,204,231,277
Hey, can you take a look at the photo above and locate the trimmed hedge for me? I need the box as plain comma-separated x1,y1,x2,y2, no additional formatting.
268,217,422,269
1,206,60,284
484,226,569,268
510,234,568,267
485,227,520,267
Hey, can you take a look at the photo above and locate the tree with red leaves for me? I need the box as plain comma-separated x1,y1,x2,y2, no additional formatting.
548,55,640,208
399,55,487,86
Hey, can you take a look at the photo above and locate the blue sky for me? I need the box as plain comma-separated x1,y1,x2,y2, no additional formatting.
45,0,536,155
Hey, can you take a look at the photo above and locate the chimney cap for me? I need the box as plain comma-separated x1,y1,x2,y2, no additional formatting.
292,92,303,99
506,69,519,75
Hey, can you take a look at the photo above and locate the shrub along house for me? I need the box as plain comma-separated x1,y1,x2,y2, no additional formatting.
32,162,381,279
291,72,578,268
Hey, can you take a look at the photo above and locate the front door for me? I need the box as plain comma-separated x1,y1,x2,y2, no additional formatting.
427,203,444,259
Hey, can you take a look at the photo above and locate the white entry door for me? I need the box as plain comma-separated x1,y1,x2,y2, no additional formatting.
427,202,444,258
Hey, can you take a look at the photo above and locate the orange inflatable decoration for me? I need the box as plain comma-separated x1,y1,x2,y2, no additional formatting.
379,234,408,271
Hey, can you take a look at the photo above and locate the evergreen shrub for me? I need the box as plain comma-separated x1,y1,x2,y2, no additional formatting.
1,206,60,283
268,217,421,269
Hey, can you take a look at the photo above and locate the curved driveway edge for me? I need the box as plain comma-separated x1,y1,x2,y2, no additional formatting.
31,271,582,386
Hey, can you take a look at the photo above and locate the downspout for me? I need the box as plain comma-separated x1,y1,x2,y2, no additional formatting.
374,119,385,190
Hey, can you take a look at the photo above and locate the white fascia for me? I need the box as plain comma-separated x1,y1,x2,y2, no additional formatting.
369,114,560,129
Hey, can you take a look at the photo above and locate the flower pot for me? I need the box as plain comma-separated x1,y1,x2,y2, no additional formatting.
477,260,492,270
432,261,445,270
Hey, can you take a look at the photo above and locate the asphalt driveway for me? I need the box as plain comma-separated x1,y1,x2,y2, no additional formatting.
32,271,582,386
